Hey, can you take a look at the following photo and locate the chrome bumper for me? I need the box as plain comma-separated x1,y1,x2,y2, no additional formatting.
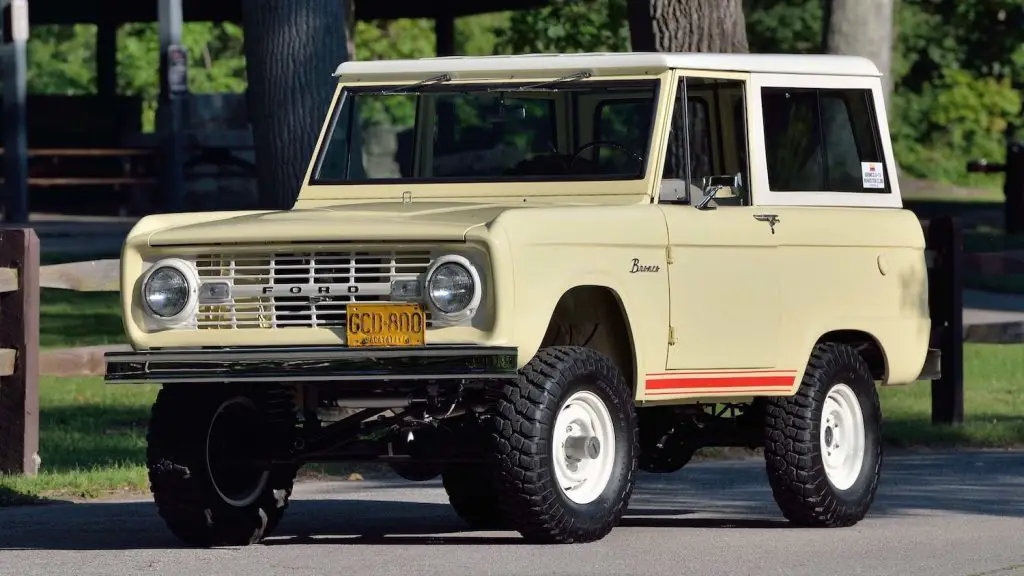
104,345,519,384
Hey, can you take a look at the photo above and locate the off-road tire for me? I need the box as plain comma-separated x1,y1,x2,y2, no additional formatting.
147,384,299,547
441,463,506,530
492,345,638,543
763,342,882,527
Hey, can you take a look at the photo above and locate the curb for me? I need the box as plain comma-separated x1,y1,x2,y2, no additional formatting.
963,321,1024,344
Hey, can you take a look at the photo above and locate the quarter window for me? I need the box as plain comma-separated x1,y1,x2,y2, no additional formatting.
760,87,888,193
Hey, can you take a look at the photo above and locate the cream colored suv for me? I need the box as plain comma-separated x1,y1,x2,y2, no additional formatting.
105,52,937,546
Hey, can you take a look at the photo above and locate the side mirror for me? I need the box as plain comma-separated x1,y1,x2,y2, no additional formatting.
696,173,742,210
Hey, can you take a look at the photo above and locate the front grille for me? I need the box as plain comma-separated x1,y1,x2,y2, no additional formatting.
193,249,433,329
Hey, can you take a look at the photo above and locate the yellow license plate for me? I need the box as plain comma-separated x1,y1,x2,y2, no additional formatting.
345,303,426,347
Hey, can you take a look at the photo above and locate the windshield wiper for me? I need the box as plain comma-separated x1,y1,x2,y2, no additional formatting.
374,73,453,95
488,71,592,92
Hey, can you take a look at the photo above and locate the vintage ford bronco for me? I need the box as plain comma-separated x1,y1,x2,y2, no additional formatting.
104,52,938,546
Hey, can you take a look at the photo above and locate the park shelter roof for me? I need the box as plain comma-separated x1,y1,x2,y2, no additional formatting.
333,51,884,80
25,0,550,25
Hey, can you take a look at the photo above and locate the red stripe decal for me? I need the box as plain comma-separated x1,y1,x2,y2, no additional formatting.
645,375,795,390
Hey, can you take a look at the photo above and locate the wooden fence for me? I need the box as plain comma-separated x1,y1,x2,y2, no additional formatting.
0,228,120,475
0,219,998,476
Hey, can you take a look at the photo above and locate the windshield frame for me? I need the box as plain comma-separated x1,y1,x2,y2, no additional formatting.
306,78,663,187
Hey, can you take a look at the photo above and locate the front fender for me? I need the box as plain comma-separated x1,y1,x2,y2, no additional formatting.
492,204,670,386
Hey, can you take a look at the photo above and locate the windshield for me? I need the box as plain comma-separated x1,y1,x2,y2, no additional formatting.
310,79,659,184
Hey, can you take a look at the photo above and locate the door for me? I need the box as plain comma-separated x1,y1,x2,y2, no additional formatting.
658,73,782,371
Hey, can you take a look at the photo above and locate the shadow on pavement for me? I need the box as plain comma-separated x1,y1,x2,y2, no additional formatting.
0,450,1021,551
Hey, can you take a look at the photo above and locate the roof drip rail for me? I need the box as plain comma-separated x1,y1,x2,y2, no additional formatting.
371,73,453,95
488,71,593,92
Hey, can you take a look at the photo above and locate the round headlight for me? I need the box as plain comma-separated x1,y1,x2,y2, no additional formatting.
427,261,476,315
143,266,190,318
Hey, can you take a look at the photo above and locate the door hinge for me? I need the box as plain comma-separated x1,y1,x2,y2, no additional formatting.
668,325,676,346
665,245,673,265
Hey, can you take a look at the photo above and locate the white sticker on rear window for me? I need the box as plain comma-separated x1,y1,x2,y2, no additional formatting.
862,162,885,189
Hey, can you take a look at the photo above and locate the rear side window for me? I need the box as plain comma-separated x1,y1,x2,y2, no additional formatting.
760,87,888,193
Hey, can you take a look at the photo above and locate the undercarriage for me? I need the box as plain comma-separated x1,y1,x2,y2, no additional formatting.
106,342,887,547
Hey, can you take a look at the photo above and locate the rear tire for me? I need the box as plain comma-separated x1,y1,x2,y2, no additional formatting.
763,342,882,527
492,346,638,543
441,463,506,530
147,384,298,547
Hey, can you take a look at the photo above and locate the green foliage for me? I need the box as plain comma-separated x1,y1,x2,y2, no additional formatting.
744,0,821,54
494,0,629,54
18,0,1024,191
26,25,97,95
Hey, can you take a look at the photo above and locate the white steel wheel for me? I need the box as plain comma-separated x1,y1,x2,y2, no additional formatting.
819,383,866,491
552,390,617,505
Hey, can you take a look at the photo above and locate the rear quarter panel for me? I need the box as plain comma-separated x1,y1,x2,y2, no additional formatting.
772,206,930,385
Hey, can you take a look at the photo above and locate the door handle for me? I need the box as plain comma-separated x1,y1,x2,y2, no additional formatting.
753,213,779,234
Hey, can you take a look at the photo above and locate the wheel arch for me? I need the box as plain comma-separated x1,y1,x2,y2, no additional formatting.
537,284,639,397
813,329,888,383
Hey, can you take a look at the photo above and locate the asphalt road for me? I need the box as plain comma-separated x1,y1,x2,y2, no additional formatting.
2,450,1024,576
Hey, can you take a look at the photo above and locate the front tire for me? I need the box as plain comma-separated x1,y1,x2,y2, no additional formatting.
147,384,298,547
492,346,638,543
763,342,882,527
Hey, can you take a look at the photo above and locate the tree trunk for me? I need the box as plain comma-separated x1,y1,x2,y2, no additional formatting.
241,0,351,210
626,0,748,184
627,0,749,53
823,0,895,111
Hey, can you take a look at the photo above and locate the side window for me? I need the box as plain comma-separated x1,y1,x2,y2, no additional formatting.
761,87,888,193
660,77,750,206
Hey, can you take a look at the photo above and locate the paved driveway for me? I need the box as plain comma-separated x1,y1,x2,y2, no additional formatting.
2,450,1023,576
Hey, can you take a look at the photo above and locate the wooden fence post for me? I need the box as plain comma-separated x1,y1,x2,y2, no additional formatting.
0,228,40,475
926,216,964,426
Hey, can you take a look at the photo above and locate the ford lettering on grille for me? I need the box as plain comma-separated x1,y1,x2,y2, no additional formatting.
191,249,434,330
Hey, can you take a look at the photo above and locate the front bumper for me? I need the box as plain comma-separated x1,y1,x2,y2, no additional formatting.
104,345,519,384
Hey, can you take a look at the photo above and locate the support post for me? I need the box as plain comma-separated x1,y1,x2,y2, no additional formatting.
96,17,117,97
157,0,187,213
1,0,29,224
435,11,455,57
1005,140,1023,234
0,228,40,476
926,216,964,426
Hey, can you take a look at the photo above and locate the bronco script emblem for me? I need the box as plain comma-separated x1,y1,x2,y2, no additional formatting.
629,258,660,273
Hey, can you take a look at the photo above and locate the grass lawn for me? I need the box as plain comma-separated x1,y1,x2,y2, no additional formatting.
0,377,155,506
40,289,124,349
880,343,1024,447
1,343,1022,506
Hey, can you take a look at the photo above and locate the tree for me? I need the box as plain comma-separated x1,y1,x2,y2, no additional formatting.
627,0,749,53
240,0,351,210
823,0,896,111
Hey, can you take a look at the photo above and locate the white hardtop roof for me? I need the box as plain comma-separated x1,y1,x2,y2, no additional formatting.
334,51,881,80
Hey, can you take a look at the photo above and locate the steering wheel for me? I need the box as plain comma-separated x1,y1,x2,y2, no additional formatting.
568,140,645,174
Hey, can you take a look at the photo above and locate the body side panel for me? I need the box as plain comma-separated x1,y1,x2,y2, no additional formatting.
770,206,930,386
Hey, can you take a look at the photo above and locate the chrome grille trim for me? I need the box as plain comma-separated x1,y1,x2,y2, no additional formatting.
192,249,433,330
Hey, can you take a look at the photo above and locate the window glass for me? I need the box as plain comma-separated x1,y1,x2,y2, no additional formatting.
595,100,654,172
660,78,749,206
761,87,887,193
312,80,658,183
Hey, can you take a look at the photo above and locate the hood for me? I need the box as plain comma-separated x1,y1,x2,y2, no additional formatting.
146,201,521,246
